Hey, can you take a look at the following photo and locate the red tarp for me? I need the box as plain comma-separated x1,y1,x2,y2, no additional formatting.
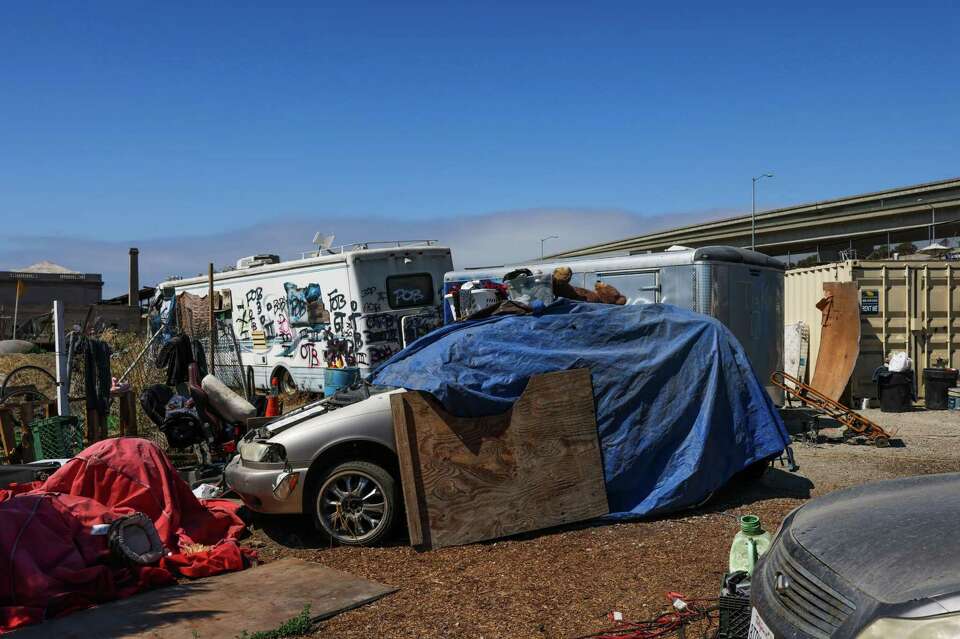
0,438,254,634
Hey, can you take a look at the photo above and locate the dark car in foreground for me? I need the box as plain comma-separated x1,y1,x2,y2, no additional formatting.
750,473,960,638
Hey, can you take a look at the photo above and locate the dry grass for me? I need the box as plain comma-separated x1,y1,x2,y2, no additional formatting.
0,353,55,380
100,328,168,445
0,330,168,448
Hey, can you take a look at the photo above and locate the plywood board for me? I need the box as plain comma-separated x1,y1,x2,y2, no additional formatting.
810,282,861,402
392,368,608,550
12,558,396,638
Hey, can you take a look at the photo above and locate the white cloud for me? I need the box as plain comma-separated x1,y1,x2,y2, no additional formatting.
0,207,732,296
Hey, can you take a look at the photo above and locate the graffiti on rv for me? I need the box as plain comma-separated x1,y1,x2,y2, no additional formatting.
235,281,405,369
392,287,425,305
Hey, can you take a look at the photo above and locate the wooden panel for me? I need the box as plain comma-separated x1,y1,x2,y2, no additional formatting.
116,389,138,437
810,282,861,403
391,368,608,550
0,409,17,458
17,403,37,463
11,558,397,638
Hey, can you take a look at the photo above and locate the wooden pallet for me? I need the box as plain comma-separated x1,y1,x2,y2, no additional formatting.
391,368,609,550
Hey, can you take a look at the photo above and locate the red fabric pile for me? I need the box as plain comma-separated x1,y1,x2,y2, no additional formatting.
0,438,254,634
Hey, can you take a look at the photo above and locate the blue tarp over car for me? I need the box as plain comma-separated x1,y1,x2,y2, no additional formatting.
370,300,791,519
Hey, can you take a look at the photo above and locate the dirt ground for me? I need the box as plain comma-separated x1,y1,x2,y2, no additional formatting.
235,407,960,639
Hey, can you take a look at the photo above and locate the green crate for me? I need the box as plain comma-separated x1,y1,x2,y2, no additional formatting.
27,416,85,459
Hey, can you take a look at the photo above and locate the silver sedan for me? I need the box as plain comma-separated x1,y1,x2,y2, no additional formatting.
225,386,405,546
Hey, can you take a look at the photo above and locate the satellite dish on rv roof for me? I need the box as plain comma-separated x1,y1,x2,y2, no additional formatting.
666,245,692,251
312,233,335,251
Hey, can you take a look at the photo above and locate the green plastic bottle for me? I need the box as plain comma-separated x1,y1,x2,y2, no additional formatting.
728,515,772,576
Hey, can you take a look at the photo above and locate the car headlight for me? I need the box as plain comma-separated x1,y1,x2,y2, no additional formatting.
238,441,287,463
858,613,960,638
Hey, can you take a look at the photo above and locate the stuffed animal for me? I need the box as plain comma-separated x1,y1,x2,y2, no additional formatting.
595,281,627,305
552,267,627,305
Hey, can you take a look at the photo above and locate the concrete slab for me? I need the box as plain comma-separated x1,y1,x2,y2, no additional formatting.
12,558,397,638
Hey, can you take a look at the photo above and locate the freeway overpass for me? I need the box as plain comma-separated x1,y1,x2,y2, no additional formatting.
548,177,960,265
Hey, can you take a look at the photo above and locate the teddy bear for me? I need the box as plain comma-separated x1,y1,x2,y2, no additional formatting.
552,267,627,305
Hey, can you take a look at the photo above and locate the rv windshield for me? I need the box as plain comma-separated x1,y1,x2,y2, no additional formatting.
386,273,434,309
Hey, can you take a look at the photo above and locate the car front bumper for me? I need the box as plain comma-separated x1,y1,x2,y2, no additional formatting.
224,456,308,515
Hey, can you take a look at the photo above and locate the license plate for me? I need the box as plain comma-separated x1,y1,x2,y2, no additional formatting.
749,607,775,639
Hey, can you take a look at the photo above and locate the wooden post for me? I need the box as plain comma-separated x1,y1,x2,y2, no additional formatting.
18,403,36,463
0,408,16,460
118,389,138,437
208,263,216,375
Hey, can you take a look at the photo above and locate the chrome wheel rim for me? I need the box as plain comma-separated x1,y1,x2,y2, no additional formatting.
317,471,387,543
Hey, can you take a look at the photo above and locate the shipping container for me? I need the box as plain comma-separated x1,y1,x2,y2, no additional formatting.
785,259,959,401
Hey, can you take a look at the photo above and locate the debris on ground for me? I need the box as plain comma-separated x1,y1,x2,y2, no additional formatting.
0,437,254,634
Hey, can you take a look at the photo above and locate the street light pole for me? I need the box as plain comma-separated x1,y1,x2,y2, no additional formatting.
540,235,559,261
917,198,937,244
751,173,774,250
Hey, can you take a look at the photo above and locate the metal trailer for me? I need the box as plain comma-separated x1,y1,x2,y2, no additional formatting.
158,241,453,394
444,246,785,403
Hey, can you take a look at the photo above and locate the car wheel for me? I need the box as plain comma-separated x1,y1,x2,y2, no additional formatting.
272,368,298,395
310,461,398,546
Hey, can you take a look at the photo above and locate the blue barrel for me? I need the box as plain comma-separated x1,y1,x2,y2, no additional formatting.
324,367,360,397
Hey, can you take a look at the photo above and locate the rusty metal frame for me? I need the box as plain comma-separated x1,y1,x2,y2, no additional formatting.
772,370,891,447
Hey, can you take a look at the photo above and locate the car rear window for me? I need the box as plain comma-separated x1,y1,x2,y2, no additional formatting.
386,273,434,309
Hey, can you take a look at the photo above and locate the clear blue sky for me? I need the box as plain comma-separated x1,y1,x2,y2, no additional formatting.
1,1,958,285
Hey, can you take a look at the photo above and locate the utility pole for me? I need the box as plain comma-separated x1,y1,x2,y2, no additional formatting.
751,173,774,250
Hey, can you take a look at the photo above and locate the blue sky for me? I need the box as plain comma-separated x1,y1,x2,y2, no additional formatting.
1,1,958,292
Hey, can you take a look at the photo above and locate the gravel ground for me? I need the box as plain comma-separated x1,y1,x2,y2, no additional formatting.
236,407,960,639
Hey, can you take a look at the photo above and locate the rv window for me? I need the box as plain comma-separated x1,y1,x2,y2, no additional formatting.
386,273,435,309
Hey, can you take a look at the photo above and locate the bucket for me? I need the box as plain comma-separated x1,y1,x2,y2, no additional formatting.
947,388,960,411
324,367,360,397
924,368,959,410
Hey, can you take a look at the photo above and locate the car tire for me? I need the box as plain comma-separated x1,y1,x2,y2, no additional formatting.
308,460,398,546
272,368,298,395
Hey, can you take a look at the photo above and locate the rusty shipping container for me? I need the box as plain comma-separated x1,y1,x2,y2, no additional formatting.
785,259,958,401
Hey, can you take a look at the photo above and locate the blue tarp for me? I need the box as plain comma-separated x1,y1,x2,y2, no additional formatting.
371,300,790,519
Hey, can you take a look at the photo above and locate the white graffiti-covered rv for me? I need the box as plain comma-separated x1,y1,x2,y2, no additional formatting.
158,241,453,393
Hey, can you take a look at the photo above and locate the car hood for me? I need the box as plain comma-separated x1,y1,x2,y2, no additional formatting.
265,388,405,440
791,472,960,605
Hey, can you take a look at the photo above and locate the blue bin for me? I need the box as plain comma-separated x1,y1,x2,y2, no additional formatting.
324,367,360,397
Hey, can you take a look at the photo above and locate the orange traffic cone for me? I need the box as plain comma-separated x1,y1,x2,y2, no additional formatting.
265,377,281,417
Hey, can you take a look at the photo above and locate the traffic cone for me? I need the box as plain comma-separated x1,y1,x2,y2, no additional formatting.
265,377,281,417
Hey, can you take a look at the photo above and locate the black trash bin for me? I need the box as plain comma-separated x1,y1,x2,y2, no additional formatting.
924,368,959,410
877,370,913,413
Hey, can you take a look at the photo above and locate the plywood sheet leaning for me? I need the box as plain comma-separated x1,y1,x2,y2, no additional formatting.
11,558,397,638
810,282,861,403
391,368,609,550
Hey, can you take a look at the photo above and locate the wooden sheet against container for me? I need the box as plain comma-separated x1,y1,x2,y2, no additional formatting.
810,282,861,402
391,368,608,550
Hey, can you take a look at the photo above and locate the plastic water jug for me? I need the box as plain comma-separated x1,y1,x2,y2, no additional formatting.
728,515,772,575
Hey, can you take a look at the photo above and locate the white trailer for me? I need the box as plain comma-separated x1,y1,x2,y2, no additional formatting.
158,241,452,393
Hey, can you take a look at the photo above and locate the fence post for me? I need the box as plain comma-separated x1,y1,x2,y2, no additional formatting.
208,263,216,376
53,301,70,417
